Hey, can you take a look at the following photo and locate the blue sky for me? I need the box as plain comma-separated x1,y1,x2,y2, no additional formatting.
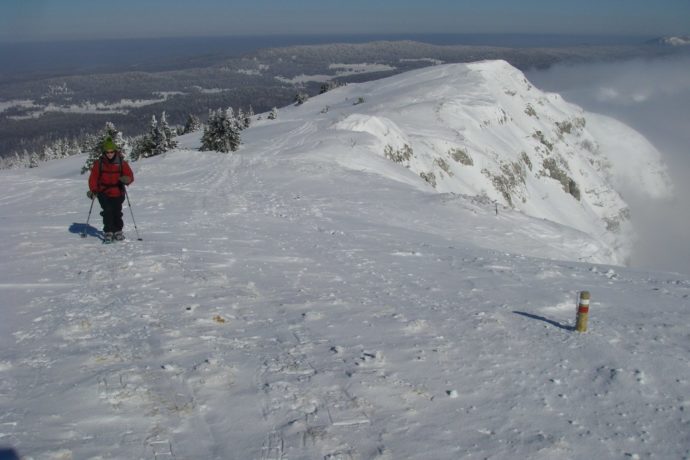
1,0,689,42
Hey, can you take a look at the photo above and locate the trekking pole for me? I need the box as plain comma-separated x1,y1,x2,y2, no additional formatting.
124,188,143,241
81,197,96,238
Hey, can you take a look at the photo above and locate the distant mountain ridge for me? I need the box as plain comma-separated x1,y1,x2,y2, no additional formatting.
649,35,690,46
1,37,682,161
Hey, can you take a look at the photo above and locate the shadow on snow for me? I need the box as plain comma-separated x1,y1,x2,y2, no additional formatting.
69,222,103,241
513,311,574,331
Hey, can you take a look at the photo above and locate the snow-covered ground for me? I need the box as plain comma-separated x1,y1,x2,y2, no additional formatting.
1,62,689,459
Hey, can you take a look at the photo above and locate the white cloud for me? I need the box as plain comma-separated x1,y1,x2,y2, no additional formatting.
527,53,690,276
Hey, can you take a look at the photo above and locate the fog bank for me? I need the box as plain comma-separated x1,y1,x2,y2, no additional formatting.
527,53,690,276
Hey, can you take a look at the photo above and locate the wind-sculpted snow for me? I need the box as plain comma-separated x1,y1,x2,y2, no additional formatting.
0,62,687,459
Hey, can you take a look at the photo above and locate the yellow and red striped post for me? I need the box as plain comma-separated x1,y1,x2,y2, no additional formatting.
575,291,591,332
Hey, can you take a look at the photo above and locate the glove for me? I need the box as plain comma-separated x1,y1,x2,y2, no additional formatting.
87,190,96,200
119,176,132,185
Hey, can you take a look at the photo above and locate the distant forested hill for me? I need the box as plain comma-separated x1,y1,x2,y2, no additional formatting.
0,39,678,163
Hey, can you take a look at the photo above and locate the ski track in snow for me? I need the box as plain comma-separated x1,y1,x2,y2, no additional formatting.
2,73,690,457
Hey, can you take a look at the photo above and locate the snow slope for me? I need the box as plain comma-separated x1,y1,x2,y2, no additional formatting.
1,62,688,459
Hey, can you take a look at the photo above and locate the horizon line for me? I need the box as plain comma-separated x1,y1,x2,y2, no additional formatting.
0,31,668,46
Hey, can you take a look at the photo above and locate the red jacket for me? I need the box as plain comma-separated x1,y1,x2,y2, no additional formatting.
88,153,134,198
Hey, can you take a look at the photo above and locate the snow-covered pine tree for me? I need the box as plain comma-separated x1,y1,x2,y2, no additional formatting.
268,107,278,120
200,110,218,152
51,139,66,159
160,111,177,149
130,116,156,161
129,135,150,162
29,152,39,168
57,138,70,158
14,149,31,168
294,92,309,105
11,151,30,169
243,106,254,129
228,108,242,150
225,106,236,124
67,137,82,157
79,133,98,157
151,115,168,157
216,108,238,152
200,107,241,153
182,113,202,134
42,145,57,161
81,122,125,174
131,114,175,160
19,150,30,168
237,108,245,129
319,80,344,94
45,137,76,160
50,139,66,160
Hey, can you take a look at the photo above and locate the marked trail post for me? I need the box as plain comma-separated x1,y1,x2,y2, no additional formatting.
575,291,590,332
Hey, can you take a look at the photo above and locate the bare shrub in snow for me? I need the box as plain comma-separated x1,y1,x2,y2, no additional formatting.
384,144,413,163
434,157,453,176
532,130,553,152
542,157,580,200
525,104,538,118
419,171,437,188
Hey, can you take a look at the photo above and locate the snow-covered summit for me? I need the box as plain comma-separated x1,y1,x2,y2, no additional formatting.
253,60,672,264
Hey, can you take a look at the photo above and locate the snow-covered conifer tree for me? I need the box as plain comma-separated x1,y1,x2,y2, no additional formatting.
244,106,254,128
294,92,309,105
131,114,177,160
183,114,202,134
43,145,57,161
200,107,241,153
237,108,245,128
29,152,39,168
152,120,168,157
130,116,156,161
160,111,177,149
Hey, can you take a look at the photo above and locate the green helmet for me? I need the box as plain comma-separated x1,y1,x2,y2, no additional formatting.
102,136,117,152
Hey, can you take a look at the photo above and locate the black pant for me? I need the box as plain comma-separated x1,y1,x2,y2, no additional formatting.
97,194,125,233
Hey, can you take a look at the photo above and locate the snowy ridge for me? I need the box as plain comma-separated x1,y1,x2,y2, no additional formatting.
0,62,688,459
278,60,671,264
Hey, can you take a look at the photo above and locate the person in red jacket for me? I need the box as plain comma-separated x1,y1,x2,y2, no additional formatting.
87,137,134,242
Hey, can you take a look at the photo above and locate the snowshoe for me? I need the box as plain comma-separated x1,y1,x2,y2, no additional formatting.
104,232,114,243
114,231,125,241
